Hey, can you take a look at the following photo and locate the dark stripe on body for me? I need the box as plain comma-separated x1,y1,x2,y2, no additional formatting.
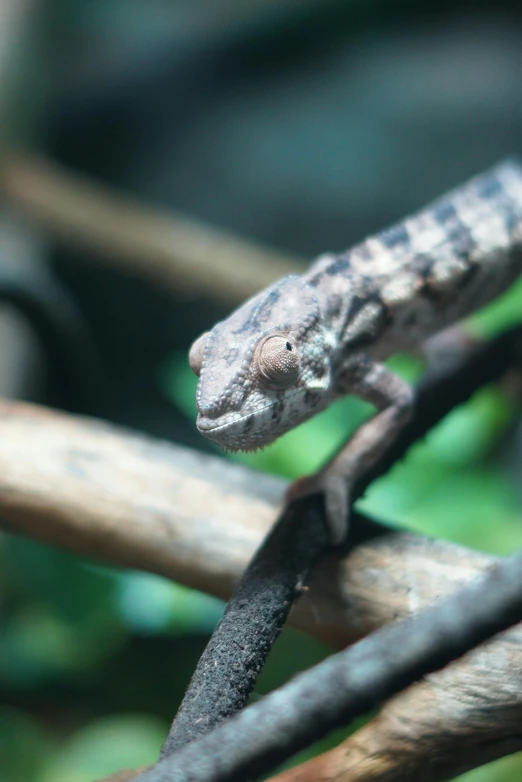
431,197,476,261
242,414,255,434
432,200,459,223
379,222,410,249
326,255,351,276
306,254,351,286
340,292,391,349
475,174,503,201
474,172,522,239
232,289,281,335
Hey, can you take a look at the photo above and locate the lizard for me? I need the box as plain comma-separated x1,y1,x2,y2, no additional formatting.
188,159,522,542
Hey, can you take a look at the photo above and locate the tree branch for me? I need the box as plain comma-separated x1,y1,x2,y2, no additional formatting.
0,394,496,643
133,549,522,782
0,152,304,304
270,671,522,782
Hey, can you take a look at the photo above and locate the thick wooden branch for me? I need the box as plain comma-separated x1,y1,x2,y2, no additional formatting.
0,153,304,304
0,398,491,642
0,399,520,782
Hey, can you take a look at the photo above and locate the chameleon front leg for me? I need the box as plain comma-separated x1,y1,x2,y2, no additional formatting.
288,359,414,544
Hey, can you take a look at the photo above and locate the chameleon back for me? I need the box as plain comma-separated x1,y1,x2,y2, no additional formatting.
304,159,522,360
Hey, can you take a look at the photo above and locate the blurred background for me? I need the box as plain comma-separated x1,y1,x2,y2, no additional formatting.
1,1,522,780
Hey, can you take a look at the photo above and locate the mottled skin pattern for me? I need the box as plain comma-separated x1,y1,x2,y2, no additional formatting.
189,160,522,540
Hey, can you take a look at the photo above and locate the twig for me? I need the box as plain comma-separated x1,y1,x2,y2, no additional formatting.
159,324,522,755
0,152,304,304
160,495,331,755
134,550,522,782
270,653,522,782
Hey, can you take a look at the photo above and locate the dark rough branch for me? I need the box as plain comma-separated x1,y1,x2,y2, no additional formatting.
135,550,522,782
161,494,330,755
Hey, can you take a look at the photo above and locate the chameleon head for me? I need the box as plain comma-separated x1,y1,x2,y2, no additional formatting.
188,275,333,451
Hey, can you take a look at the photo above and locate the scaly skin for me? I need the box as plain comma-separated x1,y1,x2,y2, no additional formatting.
189,159,522,539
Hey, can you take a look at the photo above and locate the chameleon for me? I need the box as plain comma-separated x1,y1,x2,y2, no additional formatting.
189,159,522,542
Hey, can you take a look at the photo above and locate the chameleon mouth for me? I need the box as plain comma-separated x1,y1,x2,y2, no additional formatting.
196,407,278,451
196,414,267,452
197,412,259,437
196,388,306,451
195,415,231,435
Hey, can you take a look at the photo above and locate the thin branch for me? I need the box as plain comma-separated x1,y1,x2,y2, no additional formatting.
270,670,522,782
97,520,522,782
160,324,522,755
0,152,304,304
160,495,330,755
133,550,522,782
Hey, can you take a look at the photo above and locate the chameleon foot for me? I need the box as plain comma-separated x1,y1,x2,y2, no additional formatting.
286,471,351,545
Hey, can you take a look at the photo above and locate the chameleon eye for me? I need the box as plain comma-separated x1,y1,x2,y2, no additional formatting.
189,331,209,376
255,335,300,389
